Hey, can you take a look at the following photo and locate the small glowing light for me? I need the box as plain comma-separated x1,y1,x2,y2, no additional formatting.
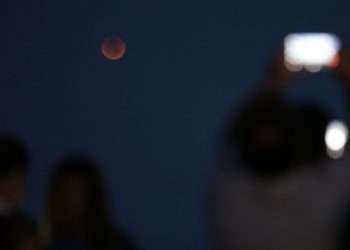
284,33,341,72
325,120,348,159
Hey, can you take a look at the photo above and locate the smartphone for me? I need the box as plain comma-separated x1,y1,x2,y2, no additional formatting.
284,33,341,72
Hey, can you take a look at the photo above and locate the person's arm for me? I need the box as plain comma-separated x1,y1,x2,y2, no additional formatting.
230,50,301,140
245,49,304,105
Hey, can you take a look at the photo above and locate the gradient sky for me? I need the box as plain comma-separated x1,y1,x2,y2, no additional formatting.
1,0,350,249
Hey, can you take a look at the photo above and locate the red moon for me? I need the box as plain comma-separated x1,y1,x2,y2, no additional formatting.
101,36,126,60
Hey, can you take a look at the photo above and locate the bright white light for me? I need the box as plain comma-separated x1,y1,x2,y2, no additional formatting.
284,33,341,72
325,120,348,159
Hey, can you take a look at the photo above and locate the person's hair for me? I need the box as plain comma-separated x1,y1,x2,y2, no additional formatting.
225,96,296,179
46,154,123,249
0,132,28,178
292,105,329,164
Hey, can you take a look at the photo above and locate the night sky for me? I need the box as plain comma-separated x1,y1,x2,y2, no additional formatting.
1,0,350,249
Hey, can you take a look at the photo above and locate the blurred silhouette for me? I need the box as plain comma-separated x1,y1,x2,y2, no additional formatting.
42,155,137,250
335,49,350,250
226,94,295,179
209,46,350,250
0,132,38,250
6,216,38,250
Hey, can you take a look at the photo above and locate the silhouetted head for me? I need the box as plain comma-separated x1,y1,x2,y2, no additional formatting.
0,132,28,210
292,105,329,165
47,155,111,236
45,155,127,250
228,96,295,179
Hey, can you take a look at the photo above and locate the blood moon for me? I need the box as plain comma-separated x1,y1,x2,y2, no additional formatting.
101,36,126,60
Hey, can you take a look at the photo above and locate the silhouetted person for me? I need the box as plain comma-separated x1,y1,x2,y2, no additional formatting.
42,155,137,250
0,132,38,250
209,48,350,250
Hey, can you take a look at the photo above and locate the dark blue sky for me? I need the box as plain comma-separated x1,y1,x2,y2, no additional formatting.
1,0,350,249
